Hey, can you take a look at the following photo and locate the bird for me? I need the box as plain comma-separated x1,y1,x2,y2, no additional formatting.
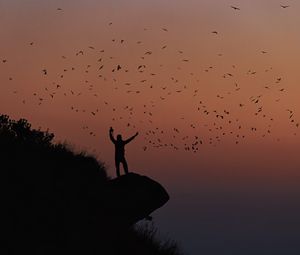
280,5,290,9
230,5,240,10
76,50,84,56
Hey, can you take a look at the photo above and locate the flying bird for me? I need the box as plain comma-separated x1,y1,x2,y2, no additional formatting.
230,5,240,10
280,5,290,9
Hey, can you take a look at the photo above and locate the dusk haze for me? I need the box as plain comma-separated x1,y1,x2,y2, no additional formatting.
2,1,300,254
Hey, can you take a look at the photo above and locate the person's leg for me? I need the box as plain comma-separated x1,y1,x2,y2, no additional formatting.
122,158,129,174
115,158,120,177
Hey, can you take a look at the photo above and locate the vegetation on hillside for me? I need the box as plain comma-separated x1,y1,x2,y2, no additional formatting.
2,114,183,255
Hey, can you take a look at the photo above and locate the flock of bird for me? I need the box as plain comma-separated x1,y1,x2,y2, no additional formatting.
1,3,299,154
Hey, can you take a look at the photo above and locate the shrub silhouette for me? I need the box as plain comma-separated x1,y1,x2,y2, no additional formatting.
2,114,183,255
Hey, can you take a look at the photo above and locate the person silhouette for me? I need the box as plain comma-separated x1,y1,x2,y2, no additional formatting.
109,127,138,177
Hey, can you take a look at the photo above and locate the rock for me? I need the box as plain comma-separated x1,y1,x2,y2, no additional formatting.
106,173,169,226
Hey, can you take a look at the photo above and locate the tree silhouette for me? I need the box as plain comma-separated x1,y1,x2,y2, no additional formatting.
0,114,54,146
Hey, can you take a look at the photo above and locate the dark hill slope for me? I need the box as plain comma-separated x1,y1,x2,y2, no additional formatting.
1,115,181,255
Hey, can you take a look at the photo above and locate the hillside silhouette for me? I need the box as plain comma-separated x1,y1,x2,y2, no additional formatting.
1,114,183,255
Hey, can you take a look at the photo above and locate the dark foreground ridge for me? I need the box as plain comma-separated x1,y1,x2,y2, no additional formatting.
2,114,182,255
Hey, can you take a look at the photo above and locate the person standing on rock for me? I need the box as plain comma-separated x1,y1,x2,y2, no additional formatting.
109,127,139,177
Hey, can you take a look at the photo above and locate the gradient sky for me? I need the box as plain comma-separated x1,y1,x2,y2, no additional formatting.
1,1,300,254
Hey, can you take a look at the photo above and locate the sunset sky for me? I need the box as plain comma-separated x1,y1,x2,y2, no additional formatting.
1,0,300,254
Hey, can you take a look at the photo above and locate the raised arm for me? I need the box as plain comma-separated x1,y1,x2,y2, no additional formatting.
125,132,138,144
109,127,116,144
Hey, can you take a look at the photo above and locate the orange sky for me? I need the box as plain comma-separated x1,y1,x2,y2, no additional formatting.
1,1,300,254
1,0,299,179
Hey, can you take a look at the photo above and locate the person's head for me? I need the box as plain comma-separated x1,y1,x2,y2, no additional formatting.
117,134,122,141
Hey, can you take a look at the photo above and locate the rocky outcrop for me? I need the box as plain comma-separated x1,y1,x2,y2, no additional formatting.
106,173,169,226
